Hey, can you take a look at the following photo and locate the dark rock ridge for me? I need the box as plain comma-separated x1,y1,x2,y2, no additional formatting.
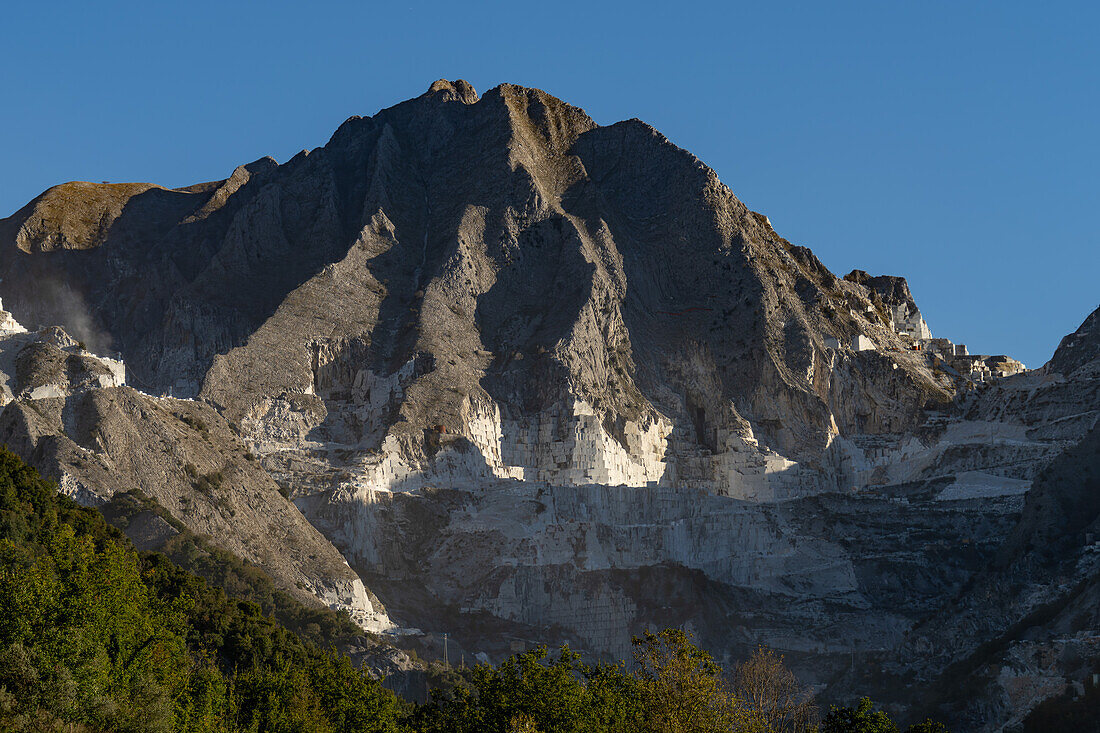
1047,305,1100,378
1,81,1096,729
844,270,919,314
0,79,950,464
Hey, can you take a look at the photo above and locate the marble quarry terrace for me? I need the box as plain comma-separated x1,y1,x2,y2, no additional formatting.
0,80,1096,731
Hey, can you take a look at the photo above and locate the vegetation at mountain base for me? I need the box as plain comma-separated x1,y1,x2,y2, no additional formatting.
416,638,942,733
0,446,404,732
100,488,365,649
0,447,955,732
820,697,949,733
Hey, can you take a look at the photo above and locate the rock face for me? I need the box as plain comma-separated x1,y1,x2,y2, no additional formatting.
868,306,1100,729
0,80,952,479
0,302,391,632
0,80,1096,728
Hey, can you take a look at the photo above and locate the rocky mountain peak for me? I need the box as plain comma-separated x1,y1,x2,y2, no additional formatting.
0,82,962,469
424,78,479,104
845,270,919,311
1047,304,1100,377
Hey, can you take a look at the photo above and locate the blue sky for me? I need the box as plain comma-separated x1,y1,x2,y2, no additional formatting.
2,1,1096,367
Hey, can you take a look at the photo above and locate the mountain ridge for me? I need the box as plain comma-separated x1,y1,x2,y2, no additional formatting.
1,80,1095,729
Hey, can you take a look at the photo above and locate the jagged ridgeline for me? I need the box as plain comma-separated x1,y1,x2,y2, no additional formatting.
0,79,953,476
0,80,1097,731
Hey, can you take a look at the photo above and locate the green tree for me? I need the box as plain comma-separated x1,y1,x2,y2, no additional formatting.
415,646,601,733
0,446,405,733
821,697,898,733
632,629,765,733
583,660,644,733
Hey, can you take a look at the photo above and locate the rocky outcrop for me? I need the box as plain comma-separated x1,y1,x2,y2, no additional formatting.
1047,305,1100,378
0,303,391,632
0,81,953,491
867,421,1100,731
962,306,1100,445
835,306,1100,729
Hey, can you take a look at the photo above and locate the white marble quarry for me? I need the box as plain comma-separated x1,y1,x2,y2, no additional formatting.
97,355,127,387
0,299,26,335
953,353,1028,382
829,415,1057,498
316,576,394,633
889,302,932,340
852,334,877,352
246,317,1075,670
487,397,672,487
293,369,1076,659
320,390,836,503
323,395,674,494
934,472,1031,502
0,302,125,404
923,338,956,356
304,476,865,661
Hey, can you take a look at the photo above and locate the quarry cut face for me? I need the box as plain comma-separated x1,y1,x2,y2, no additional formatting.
1,79,1097,730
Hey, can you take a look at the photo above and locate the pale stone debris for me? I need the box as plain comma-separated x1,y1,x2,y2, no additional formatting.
0,298,26,335
852,334,876,351
0,298,125,405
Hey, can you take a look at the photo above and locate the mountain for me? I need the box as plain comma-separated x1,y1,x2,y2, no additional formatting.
876,306,1100,729
1,79,1096,729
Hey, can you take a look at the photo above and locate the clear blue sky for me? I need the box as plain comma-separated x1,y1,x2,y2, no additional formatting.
2,1,1096,367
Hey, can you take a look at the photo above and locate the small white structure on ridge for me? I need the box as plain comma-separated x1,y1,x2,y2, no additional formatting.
852,335,876,352
889,302,932,341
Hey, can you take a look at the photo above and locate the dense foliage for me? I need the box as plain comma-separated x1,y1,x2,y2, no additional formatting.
0,447,403,732
415,637,943,733
102,488,364,649
0,447,955,732
819,698,949,733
